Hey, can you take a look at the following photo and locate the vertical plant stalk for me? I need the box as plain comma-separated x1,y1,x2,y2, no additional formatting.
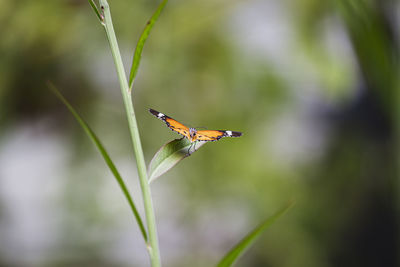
99,1,161,266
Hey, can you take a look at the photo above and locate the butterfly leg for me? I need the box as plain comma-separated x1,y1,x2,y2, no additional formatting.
188,141,199,156
186,142,193,156
193,141,197,152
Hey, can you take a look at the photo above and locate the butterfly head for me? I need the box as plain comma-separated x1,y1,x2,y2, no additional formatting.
189,127,197,142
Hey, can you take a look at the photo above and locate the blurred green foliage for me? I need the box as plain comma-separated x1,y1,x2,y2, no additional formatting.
0,0,398,267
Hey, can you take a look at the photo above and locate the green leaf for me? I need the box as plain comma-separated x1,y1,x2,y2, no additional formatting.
48,82,148,242
128,0,168,91
216,202,294,267
148,138,206,183
88,0,103,22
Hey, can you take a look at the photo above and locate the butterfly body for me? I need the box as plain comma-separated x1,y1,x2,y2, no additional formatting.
149,108,242,143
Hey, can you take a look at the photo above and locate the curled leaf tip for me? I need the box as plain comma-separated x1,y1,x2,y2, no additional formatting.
148,139,206,183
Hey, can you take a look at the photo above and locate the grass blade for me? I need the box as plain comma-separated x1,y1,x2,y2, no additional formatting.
216,202,294,267
88,0,103,22
148,138,206,183
128,0,168,91
100,1,161,263
48,82,148,242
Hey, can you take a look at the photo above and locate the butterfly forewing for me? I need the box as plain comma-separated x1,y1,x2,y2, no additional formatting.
196,130,242,141
165,117,191,138
149,109,191,139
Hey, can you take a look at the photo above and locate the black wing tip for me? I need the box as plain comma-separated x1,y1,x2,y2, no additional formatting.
231,131,242,137
221,130,242,137
149,108,159,116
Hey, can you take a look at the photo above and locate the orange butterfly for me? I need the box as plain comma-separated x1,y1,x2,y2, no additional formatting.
149,109,242,143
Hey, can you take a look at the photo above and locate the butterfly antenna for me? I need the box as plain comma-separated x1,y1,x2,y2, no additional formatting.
195,126,208,130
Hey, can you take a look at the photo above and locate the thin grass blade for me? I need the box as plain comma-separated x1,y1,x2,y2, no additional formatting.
148,138,206,183
88,0,103,22
216,202,294,267
48,82,148,242
128,0,168,91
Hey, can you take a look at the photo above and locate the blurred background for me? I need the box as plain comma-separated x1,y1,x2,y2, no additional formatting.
0,0,399,266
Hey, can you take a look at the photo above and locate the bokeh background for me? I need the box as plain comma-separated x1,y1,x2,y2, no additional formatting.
0,0,399,266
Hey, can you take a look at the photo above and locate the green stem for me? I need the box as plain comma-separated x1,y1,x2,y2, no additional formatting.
99,1,161,266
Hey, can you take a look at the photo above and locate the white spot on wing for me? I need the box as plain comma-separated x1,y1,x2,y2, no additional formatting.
226,131,232,136
157,113,164,118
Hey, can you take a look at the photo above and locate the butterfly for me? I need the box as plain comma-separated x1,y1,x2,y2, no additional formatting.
149,108,242,147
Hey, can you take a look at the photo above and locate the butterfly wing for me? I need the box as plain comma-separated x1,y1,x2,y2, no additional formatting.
196,130,242,142
149,109,191,139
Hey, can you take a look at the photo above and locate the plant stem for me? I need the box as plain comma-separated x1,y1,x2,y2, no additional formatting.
99,1,161,266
